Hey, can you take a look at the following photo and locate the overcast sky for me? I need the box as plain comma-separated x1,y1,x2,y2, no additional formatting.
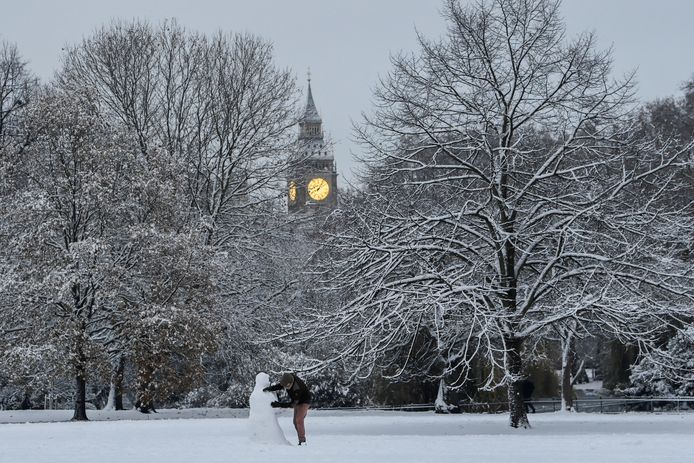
2,0,693,183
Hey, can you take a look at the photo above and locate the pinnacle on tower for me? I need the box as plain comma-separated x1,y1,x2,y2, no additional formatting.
302,69,321,124
302,80,322,124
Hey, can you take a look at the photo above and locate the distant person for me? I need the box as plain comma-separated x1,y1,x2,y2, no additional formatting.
520,379,536,413
264,372,312,445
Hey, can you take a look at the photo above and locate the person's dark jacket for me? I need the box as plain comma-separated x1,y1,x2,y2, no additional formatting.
265,373,311,407
520,379,535,400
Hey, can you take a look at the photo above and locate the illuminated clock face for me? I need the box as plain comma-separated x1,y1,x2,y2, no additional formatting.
288,181,297,202
307,177,330,201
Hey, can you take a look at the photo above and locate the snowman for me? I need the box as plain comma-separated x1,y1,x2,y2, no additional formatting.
248,372,290,445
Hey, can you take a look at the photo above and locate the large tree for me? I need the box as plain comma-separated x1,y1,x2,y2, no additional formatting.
1,20,300,414
301,0,693,427
59,20,299,245
5,86,127,420
0,40,32,342
53,20,299,410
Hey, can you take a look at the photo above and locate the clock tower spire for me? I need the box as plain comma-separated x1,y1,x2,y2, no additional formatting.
288,75,338,212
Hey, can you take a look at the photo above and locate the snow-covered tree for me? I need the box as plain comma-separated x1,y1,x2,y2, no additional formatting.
4,85,126,419
556,320,582,411
298,0,694,428
629,326,694,397
50,19,302,408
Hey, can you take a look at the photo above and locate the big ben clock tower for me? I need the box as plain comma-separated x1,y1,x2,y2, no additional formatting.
288,77,338,212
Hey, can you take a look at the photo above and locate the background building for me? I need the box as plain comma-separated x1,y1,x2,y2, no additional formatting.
287,79,338,212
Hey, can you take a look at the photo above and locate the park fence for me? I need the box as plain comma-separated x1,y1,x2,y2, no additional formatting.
459,397,694,414
318,397,694,414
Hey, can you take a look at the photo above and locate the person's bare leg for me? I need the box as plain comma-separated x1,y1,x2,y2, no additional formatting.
293,403,310,444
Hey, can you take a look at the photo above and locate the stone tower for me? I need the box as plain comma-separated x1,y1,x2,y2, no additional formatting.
287,78,338,212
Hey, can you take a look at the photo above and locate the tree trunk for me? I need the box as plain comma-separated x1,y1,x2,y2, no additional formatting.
104,383,116,411
602,340,637,390
434,378,450,413
505,337,529,428
561,332,575,411
103,355,126,411
135,364,156,413
72,372,88,421
71,333,89,421
20,388,32,410
113,356,125,410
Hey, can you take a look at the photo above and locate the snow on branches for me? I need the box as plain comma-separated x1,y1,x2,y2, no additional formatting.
298,0,694,428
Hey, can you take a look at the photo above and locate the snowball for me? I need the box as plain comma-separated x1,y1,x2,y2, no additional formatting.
248,372,290,445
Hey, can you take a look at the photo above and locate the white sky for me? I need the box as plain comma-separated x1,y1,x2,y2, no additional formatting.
2,0,693,183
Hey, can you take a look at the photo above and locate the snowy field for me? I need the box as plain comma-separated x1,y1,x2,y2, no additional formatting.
1,409,693,463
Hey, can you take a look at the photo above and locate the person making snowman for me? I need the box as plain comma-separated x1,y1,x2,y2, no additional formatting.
264,372,312,445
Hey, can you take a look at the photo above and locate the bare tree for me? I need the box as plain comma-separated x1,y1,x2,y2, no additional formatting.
59,20,159,158
300,0,693,428
187,31,298,246
60,20,299,242
0,41,35,153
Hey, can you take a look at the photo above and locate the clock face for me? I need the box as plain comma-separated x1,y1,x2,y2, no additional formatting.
307,177,330,201
288,181,297,202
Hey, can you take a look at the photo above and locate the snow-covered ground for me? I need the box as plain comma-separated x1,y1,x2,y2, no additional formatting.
1,409,692,463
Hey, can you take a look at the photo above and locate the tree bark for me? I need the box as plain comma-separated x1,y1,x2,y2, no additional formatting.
434,378,450,414
113,356,125,410
505,337,529,428
72,337,89,421
561,332,576,411
72,372,88,421
105,383,116,411
104,356,125,411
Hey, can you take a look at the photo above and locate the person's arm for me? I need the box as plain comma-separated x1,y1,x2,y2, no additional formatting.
263,383,284,392
271,401,292,408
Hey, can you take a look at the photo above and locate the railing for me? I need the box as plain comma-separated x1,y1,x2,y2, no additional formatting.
457,397,694,414
317,397,694,414
316,397,694,413
316,403,436,412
